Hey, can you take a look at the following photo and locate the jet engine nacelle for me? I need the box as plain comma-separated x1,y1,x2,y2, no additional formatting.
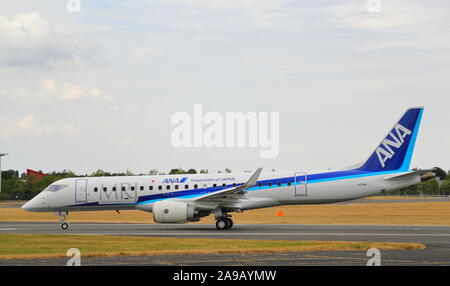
152,200,197,223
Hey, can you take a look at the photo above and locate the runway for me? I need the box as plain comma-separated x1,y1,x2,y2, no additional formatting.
2,222,450,243
1,222,450,265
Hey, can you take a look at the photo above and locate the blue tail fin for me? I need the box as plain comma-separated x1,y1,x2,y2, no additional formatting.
358,107,424,172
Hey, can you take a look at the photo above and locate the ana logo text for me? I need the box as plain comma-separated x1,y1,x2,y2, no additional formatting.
163,177,188,184
376,123,412,168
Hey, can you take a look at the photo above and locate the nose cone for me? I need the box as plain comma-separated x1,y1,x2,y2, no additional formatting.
21,198,40,212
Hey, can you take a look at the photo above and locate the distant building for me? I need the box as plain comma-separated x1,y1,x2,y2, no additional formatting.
26,169,48,182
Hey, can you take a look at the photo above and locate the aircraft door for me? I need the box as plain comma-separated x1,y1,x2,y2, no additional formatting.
75,179,88,203
294,172,308,196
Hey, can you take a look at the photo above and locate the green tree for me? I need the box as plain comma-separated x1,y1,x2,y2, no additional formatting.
169,168,186,175
91,169,107,177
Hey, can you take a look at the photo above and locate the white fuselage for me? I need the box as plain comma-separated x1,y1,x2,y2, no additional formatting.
22,169,420,213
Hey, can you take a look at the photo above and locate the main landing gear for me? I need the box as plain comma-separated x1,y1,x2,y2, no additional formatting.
215,216,233,230
57,211,69,230
214,208,234,230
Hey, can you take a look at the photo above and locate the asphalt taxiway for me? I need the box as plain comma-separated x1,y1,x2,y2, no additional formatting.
1,222,450,265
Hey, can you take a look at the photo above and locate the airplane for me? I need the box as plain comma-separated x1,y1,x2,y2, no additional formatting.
22,107,436,230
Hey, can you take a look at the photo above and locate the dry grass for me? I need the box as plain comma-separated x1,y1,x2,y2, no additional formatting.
0,234,425,259
0,201,26,205
2,201,450,225
363,196,446,200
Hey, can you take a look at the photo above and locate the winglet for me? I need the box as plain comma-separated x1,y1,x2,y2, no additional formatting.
244,168,263,188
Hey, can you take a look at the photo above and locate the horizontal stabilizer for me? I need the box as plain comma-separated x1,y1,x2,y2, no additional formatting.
384,168,436,182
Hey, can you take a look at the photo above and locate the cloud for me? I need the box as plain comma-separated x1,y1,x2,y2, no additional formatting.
0,12,51,45
142,0,294,31
323,1,450,52
0,114,81,139
151,0,284,10
1,1,448,173
14,114,42,136
1,114,42,139
0,78,138,119
0,12,96,67
116,138,135,146
60,124,81,136
327,1,448,32
39,80,111,102
131,46,162,62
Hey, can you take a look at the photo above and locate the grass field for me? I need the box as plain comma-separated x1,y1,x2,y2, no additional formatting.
364,196,449,200
0,234,425,259
1,201,450,225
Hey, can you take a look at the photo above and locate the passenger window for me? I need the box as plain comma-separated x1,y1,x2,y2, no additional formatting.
185,185,189,189
149,186,153,191
112,187,116,191
166,185,170,190
122,186,125,191
232,183,236,187
287,182,292,186
258,182,262,187
194,184,198,189
131,186,135,191
94,187,98,192
103,187,107,192
213,184,217,188
175,185,179,190
140,186,144,191
277,182,281,187
268,182,272,187
222,184,226,188
158,185,162,190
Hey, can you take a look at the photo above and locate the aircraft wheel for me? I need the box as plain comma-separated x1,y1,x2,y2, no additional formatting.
226,218,233,229
215,218,228,230
61,223,69,230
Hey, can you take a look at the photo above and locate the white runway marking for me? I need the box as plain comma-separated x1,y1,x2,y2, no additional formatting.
0,228,17,231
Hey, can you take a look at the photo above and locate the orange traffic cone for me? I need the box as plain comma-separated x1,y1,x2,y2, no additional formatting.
276,210,284,216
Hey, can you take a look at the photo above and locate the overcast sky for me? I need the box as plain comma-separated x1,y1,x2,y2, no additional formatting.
0,0,449,175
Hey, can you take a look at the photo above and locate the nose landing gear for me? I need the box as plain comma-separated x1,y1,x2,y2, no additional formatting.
56,211,69,230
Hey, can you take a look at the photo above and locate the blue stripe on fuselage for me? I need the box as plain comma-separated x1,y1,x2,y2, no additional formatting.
68,169,398,208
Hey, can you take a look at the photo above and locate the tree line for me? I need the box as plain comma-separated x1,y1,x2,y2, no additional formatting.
0,168,227,200
0,168,448,201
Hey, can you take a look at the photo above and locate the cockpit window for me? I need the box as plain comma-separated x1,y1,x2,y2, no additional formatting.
44,184,68,192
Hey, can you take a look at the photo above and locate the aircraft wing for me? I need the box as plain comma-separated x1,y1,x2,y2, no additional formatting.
193,168,263,202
